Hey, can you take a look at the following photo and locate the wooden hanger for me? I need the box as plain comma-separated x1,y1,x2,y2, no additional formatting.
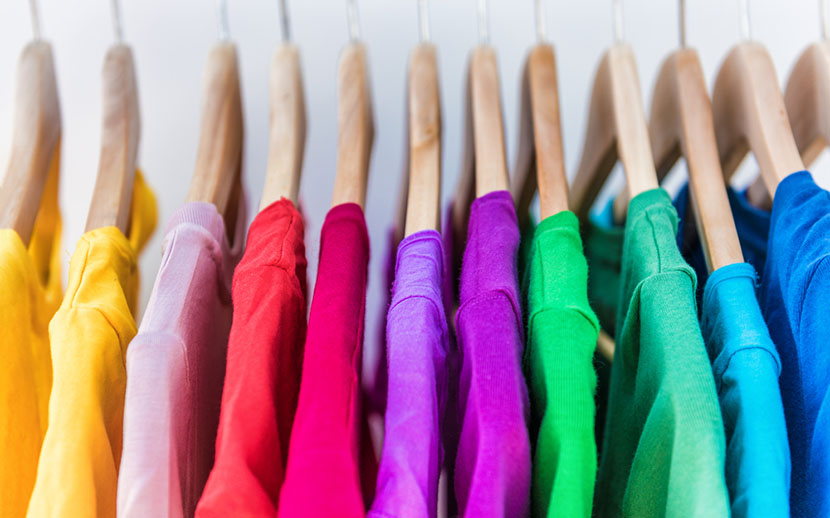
450,3,509,243
260,2,306,210
404,38,441,236
711,1,803,207
650,45,743,272
511,2,568,226
185,41,244,225
85,43,140,233
0,39,61,246
569,41,658,223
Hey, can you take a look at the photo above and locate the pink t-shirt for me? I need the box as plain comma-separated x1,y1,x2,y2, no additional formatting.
117,201,244,518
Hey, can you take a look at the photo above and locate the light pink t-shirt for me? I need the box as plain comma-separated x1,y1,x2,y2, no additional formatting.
117,201,244,518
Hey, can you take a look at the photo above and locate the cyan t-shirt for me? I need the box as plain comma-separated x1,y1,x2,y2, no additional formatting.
701,262,790,517
760,170,830,517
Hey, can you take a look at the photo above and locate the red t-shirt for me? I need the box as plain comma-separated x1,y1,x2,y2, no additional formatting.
196,198,308,517
278,202,375,517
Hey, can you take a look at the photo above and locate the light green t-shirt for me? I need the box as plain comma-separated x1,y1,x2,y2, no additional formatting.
593,188,729,517
519,210,600,518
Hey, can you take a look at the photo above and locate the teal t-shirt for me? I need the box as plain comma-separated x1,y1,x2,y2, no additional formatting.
519,210,599,518
593,188,729,517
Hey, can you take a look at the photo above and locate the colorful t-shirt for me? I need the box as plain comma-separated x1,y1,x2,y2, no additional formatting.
195,198,308,517
700,262,790,518
519,210,599,518
278,203,374,517
118,200,245,518
369,230,449,518
26,172,157,518
0,157,62,517
454,190,530,517
593,188,729,517
760,171,830,516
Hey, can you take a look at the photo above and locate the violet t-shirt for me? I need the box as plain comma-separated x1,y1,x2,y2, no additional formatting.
454,190,531,517
118,201,244,518
369,230,449,518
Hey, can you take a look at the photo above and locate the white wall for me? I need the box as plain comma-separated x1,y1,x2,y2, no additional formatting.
0,0,827,383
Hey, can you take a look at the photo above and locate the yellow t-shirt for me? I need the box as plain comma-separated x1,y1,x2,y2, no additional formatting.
0,154,62,518
26,172,156,518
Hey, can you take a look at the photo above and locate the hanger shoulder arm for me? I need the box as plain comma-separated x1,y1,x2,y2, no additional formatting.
0,41,61,246
471,46,508,197
86,44,140,233
186,42,244,218
331,42,374,209
785,42,830,166
404,43,441,236
261,44,306,210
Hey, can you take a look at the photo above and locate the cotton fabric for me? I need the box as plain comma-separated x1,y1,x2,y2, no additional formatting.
700,262,790,518
760,171,830,516
369,230,448,518
118,201,245,518
26,172,157,518
0,158,62,518
278,202,373,517
583,201,624,334
519,211,599,518
195,198,307,517
593,188,729,517
454,190,530,518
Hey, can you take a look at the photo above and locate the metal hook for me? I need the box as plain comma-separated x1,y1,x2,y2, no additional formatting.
679,0,686,47
417,0,431,43
535,0,547,42
346,0,361,41
28,0,42,40
111,0,124,43
613,0,624,43
477,0,490,45
216,0,230,41
278,0,291,42
738,0,751,41
821,0,829,40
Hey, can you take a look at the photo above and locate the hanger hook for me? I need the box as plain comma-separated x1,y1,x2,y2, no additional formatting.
612,0,624,43
278,0,290,42
738,0,751,41
417,0,431,43
346,0,361,41
477,0,490,45
679,0,686,47
216,0,230,41
111,0,124,44
535,0,547,42
822,0,829,40
28,0,42,41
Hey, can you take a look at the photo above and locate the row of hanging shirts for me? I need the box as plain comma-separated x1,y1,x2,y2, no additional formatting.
2,0,830,517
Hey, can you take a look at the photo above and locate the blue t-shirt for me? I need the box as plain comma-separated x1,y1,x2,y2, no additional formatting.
701,262,790,517
761,171,830,517
674,183,771,295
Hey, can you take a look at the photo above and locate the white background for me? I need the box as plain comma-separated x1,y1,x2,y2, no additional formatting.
1,0,828,384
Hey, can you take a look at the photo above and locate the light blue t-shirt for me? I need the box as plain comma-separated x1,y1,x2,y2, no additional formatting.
701,262,790,518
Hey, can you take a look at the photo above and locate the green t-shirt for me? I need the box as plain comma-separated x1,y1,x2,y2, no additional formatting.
583,202,624,335
593,188,729,517
519,210,600,518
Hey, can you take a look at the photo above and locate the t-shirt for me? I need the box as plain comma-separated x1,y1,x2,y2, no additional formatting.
0,158,62,517
278,202,374,517
195,198,308,517
584,201,624,335
118,200,245,518
454,190,531,517
519,210,600,518
26,172,157,518
700,262,790,518
368,230,449,518
759,170,830,516
593,188,729,517
673,183,771,298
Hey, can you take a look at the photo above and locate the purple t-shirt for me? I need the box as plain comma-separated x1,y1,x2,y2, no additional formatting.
454,190,531,517
369,230,449,518
118,201,244,518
